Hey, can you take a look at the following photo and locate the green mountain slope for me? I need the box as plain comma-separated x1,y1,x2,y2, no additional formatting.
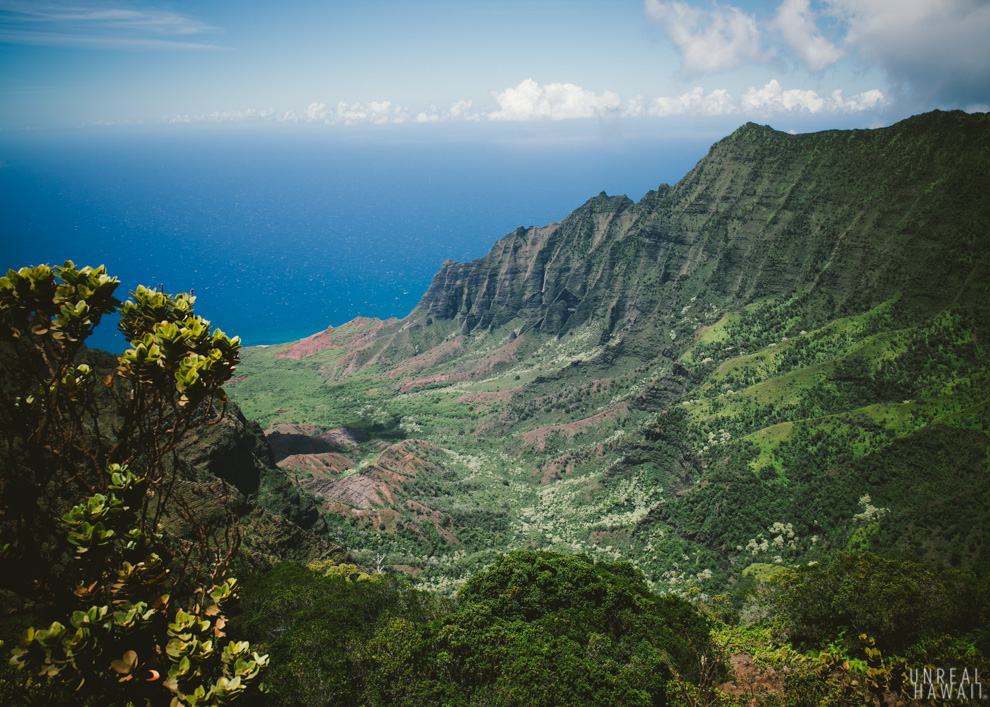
227,110,990,596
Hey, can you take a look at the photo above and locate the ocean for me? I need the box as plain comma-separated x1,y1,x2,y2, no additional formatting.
0,124,714,352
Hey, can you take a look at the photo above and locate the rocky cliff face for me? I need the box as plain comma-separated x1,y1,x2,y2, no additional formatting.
415,192,636,337
407,111,989,345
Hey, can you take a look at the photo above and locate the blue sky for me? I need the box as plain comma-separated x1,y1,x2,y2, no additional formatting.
1,0,988,134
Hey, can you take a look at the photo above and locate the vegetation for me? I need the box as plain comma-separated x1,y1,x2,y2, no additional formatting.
237,551,721,707
0,263,266,706
231,549,988,706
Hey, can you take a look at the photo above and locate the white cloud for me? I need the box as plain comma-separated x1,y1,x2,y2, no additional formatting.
328,100,411,125
305,102,327,121
829,87,886,112
742,79,826,113
647,87,736,116
772,0,843,71
487,78,884,121
644,0,772,74
446,99,480,121
415,100,481,123
825,0,990,106
414,111,441,124
635,81,882,117
742,79,885,114
487,79,623,121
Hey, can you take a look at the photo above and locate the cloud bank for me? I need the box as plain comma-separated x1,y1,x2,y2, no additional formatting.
488,79,622,121
160,79,885,128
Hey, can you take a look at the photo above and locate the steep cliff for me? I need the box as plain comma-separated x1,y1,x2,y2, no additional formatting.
409,111,989,343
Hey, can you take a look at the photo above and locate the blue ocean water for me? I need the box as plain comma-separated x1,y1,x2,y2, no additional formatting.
0,125,713,352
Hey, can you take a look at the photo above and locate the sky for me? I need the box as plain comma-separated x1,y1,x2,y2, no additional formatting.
1,0,988,136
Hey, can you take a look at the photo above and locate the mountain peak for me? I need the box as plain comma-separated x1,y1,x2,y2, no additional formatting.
724,121,786,143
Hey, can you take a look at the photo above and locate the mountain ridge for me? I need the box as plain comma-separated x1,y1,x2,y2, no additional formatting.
227,109,990,595
275,109,988,367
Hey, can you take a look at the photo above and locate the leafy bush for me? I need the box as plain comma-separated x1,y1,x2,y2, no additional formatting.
0,263,265,706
